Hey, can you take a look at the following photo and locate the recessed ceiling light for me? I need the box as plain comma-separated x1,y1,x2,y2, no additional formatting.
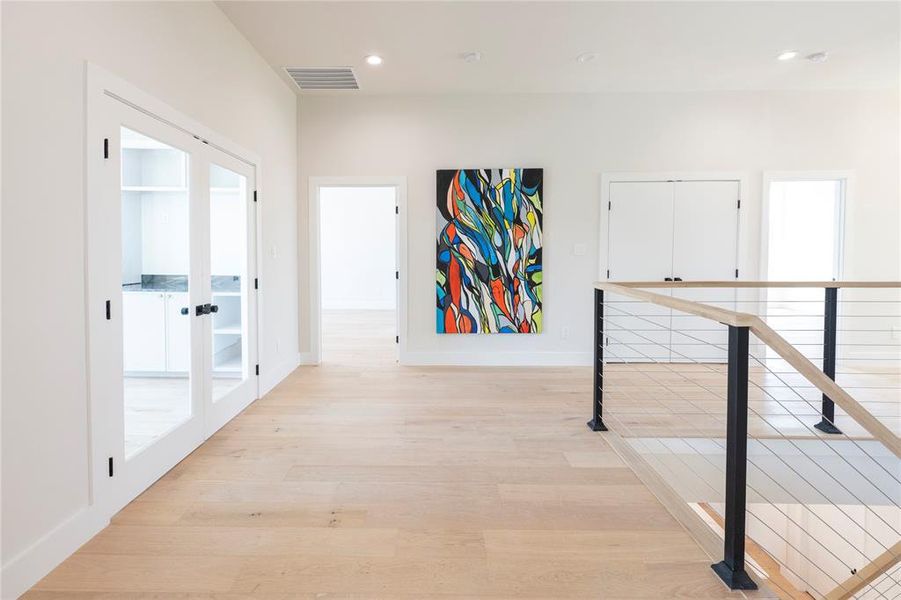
577,52,599,64
777,50,799,61
462,51,482,63
806,51,829,63
365,55,383,66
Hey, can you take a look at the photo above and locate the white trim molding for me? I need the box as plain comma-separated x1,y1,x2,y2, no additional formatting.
404,351,592,367
260,353,303,396
1,507,108,599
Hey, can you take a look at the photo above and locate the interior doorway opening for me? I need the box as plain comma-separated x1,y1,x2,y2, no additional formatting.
318,186,398,364
765,178,844,284
763,175,846,358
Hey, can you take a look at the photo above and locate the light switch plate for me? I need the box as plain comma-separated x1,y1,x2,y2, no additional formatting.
573,243,587,256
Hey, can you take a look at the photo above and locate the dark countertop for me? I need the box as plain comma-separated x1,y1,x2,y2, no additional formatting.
122,282,186,293
122,275,240,293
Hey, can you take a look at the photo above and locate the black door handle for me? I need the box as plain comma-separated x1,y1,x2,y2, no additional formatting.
664,277,673,282
194,303,216,315
674,277,683,282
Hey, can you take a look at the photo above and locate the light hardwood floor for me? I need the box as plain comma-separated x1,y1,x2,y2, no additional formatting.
26,310,749,599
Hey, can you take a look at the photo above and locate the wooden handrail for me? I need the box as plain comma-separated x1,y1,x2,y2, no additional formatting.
603,281,901,289
823,541,901,600
595,282,754,327
594,282,901,458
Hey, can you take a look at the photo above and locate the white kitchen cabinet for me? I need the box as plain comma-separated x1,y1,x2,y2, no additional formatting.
123,291,191,373
165,292,191,372
123,292,166,372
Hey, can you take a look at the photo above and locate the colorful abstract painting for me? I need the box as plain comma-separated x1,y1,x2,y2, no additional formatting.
436,168,543,334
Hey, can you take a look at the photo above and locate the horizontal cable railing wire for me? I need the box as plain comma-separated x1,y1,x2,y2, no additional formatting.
596,330,884,594
589,281,901,599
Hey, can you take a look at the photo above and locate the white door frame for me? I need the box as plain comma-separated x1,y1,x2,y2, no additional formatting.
759,170,851,282
308,176,408,364
85,63,263,515
599,171,750,282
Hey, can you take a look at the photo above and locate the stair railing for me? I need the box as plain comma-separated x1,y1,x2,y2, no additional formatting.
588,280,901,597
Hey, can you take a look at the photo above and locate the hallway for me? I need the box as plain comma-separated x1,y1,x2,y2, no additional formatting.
26,312,741,598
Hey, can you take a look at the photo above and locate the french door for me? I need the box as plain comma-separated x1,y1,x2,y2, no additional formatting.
88,95,257,512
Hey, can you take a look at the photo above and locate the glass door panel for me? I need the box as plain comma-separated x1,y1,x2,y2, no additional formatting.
120,127,192,458
209,163,249,401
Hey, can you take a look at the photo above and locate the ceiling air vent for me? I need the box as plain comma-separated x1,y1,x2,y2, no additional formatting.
285,67,359,91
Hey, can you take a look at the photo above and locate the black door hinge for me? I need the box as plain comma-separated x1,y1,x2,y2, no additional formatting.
737,199,741,209
395,206,399,214
253,191,258,203
395,335,399,344
606,269,610,278
735,269,739,278
105,300,111,320
395,271,399,280
608,201,611,210
254,278,259,290
103,138,109,159
108,457,114,477
255,364,260,376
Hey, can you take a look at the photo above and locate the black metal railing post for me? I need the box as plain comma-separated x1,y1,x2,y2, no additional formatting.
711,325,757,590
814,286,842,434
587,288,608,431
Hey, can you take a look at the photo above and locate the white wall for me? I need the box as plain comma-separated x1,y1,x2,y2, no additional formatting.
320,186,396,310
0,2,299,596
298,91,900,366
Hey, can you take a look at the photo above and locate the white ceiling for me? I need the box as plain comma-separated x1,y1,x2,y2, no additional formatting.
217,1,900,95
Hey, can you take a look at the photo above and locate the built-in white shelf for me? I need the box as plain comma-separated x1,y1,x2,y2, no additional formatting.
213,354,242,373
210,187,241,194
213,325,242,335
122,186,188,193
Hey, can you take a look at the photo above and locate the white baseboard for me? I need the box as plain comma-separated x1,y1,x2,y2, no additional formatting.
259,352,302,396
1,506,108,599
321,300,396,311
401,351,592,367
298,351,319,365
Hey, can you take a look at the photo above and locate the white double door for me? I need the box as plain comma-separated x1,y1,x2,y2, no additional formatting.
88,96,258,512
606,179,740,363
